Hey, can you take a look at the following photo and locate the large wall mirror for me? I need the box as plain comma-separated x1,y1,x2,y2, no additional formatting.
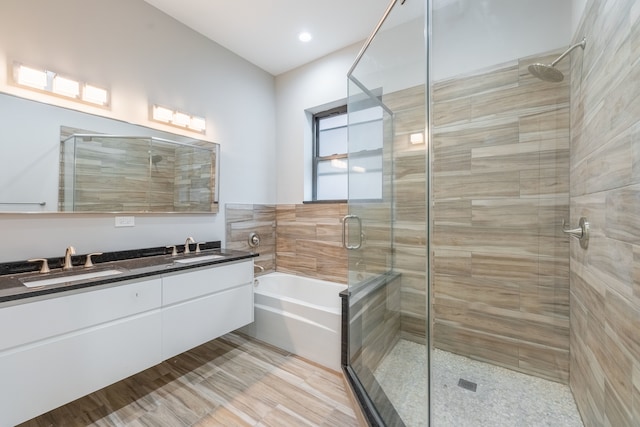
0,92,219,214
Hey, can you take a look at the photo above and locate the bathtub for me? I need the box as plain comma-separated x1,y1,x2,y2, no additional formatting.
241,272,347,371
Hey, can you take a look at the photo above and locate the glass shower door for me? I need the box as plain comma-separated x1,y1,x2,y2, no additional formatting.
344,0,428,425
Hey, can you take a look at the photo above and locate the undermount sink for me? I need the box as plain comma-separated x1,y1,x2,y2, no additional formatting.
21,269,125,288
173,254,225,264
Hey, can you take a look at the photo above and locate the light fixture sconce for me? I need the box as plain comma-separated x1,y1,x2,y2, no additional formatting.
173,111,191,127
190,116,206,132
410,132,424,145
52,75,80,98
13,62,109,107
152,105,174,123
82,84,109,106
16,65,47,89
151,104,207,134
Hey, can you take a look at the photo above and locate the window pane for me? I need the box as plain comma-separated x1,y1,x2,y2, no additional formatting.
319,113,347,130
350,153,382,199
350,171,382,200
349,119,383,152
317,174,348,200
318,126,347,156
317,159,348,200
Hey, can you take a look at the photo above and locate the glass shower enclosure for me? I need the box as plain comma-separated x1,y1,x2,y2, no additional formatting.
343,0,574,426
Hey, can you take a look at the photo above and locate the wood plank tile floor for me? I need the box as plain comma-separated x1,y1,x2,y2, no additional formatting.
19,333,361,427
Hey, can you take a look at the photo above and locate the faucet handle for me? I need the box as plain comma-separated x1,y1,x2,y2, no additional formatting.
84,252,103,268
28,258,50,274
196,242,205,253
166,245,178,256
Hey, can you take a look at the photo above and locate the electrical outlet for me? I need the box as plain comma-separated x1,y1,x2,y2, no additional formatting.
115,216,135,227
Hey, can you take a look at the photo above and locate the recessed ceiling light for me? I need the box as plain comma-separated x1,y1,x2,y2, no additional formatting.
298,32,312,42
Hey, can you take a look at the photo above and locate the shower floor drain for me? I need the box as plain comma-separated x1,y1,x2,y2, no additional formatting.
457,378,477,392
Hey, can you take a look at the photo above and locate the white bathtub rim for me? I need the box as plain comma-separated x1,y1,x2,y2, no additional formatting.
254,304,337,333
254,290,342,315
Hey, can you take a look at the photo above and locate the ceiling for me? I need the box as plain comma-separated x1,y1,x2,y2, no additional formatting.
143,0,397,76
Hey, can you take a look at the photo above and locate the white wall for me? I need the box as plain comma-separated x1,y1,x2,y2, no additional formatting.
0,0,276,261
275,45,360,204
432,0,573,81
571,0,588,37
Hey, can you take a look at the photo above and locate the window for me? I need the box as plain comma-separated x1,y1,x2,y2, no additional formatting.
312,106,348,201
312,104,384,202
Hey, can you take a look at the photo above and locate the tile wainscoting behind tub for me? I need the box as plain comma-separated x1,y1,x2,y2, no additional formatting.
225,204,276,274
276,204,348,284
225,203,348,283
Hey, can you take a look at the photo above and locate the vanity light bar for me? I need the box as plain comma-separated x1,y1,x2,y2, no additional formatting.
13,63,109,107
151,104,206,133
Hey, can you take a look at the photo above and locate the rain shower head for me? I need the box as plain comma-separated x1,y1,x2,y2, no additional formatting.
528,37,586,82
528,63,565,82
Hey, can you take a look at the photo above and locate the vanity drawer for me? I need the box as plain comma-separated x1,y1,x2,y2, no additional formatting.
162,260,253,305
161,283,253,360
0,310,161,427
0,278,161,352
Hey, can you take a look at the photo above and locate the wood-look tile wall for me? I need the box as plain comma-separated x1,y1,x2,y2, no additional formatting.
225,203,347,282
569,1,640,425
432,53,571,381
276,204,348,284
383,86,429,344
225,204,276,274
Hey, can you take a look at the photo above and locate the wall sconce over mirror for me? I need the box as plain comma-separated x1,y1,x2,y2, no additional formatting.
12,62,110,107
151,104,206,134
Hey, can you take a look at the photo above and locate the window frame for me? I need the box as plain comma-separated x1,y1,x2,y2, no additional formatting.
311,105,348,202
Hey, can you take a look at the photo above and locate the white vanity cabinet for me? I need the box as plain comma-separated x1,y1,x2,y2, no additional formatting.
161,260,254,359
0,258,254,426
0,278,163,427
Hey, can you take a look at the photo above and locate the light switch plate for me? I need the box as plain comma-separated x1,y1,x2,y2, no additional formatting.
115,216,135,227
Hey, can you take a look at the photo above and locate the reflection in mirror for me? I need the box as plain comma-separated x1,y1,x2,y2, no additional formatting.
0,92,219,213
60,131,218,213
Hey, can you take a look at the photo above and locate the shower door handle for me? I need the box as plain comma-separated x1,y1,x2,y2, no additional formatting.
342,215,363,250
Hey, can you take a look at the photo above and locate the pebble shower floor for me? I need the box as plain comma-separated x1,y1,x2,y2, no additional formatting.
374,340,583,427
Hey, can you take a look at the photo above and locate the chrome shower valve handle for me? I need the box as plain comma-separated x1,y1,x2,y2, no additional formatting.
562,217,589,249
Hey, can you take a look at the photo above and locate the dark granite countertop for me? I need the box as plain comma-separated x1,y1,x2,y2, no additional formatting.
0,245,258,304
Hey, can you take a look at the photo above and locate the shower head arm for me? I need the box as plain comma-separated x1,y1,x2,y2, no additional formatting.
550,37,586,67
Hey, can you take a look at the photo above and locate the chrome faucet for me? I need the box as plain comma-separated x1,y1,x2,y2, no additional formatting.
63,246,76,270
184,237,195,254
